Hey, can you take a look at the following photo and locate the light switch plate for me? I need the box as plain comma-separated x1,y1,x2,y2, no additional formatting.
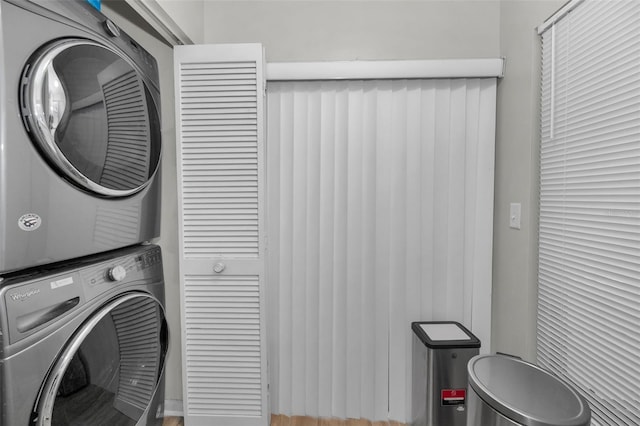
510,203,521,230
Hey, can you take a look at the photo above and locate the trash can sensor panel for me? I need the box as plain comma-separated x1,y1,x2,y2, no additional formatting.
467,355,591,426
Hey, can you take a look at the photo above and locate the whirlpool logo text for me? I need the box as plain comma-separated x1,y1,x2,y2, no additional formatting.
9,288,41,301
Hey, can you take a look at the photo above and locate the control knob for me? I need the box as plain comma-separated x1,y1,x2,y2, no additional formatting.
103,19,120,37
107,265,127,282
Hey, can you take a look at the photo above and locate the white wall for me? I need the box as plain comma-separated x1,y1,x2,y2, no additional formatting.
493,0,564,361
203,1,501,61
101,0,183,402
155,0,205,44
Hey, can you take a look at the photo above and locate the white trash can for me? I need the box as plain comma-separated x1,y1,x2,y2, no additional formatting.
411,321,480,426
466,354,591,426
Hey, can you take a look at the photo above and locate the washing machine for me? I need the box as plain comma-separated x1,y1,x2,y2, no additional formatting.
0,0,162,274
0,244,167,426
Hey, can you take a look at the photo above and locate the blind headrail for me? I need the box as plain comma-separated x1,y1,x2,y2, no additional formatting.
266,58,505,81
537,0,585,34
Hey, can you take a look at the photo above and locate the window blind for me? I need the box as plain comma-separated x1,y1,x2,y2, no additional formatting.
267,78,496,422
538,1,640,425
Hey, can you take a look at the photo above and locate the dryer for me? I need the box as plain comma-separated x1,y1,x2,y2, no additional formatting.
0,244,167,426
0,0,162,274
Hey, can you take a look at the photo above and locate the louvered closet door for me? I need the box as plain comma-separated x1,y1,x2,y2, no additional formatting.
174,44,268,426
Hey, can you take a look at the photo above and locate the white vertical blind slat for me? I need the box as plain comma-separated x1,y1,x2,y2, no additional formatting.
292,88,306,415
463,80,480,329
345,84,364,420
403,82,424,414
388,82,408,422
538,1,640,424
359,84,377,419
318,87,336,417
470,79,497,339
304,88,322,418
332,85,349,419
419,86,437,322
265,88,281,416
431,82,450,321
267,78,496,422
446,82,467,320
373,83,392,421
277,88,293,416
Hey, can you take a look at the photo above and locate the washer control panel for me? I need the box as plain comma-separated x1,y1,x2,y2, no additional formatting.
81,246,162,289
135,248,162,271
0,244,163,349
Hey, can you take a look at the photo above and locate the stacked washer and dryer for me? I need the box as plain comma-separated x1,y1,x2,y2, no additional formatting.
0,0,167,425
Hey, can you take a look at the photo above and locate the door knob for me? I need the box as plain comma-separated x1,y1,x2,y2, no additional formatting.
213,263,226,273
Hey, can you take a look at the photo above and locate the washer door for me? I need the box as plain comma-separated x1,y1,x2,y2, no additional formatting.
21,38,161,197
35,293,167,426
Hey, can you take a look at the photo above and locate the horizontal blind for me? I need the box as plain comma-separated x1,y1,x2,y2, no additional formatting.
267,78,496,422
538,2,640,425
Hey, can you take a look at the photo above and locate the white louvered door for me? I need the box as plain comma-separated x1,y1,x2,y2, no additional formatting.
174,44,268,426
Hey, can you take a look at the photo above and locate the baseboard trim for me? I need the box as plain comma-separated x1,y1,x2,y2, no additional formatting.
164,399,184,417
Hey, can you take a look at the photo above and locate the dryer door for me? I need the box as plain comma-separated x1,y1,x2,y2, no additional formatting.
21,38,161,197
35,293,168,426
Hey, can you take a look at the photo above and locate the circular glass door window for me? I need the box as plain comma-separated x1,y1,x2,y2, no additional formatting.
21,39,161,197
35,294,167,426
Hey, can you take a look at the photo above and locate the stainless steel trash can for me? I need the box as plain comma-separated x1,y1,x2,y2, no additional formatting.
411,321,480,426
466,355,591,426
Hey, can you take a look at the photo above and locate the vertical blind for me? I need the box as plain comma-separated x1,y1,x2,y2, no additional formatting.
538,1,640,425
266,78,496,422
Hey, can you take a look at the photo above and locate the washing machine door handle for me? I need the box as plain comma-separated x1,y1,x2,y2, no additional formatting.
39,64,68,136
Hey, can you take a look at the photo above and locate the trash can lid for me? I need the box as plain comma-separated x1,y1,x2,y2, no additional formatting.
411,321,480,349
468,355,591,426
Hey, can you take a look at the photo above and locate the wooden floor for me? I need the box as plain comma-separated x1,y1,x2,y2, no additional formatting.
271,415,405,426
162,417,184,426
163,415,404,426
